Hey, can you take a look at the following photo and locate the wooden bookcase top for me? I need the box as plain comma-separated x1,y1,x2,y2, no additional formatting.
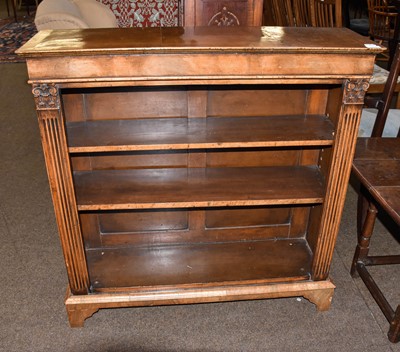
17,27,383,85
17,26,382,57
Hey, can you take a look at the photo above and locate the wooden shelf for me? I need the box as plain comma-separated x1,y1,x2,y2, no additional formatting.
87,238,312,289
66,115,335,153
74,166,325,210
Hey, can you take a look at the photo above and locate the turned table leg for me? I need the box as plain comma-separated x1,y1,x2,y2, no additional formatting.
350,201,378,277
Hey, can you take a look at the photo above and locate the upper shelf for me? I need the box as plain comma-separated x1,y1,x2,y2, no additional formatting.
67,115,335,153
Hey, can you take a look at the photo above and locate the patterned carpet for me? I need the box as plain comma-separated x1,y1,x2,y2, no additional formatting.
0,16,37,63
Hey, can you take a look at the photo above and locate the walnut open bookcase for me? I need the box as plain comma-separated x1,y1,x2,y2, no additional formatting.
17,26,381,327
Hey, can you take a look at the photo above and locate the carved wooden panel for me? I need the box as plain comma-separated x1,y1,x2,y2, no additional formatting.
184,0,263,26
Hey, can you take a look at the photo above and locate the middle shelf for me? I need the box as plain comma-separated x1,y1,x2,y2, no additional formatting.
74,166,325,210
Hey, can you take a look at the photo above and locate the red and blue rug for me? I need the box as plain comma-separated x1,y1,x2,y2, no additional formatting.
0,16,37,63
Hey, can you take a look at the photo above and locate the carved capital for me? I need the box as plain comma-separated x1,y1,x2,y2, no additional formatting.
208,7,240,26
32,83,60,110
343,79,370,105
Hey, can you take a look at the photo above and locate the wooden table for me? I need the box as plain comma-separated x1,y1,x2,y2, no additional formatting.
353,138,400,226
352,137,400,342
17,26,381,327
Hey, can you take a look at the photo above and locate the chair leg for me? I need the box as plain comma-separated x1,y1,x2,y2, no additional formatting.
11,0,18,21
351,200,378,277
388,305,400,343
5,0,10,16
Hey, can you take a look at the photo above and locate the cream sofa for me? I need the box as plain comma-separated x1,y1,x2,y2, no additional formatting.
35,0,118,30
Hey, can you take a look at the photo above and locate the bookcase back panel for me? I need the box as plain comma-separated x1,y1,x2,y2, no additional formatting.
85,89,188,120
80,207,298,249
70,148,321,170
70,151,189,171
61,86,327,123
206,149,320,167
99,210,189,233
207,88,309,117
205,207,291,228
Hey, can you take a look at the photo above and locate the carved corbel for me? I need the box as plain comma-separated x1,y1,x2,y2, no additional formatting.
342,79,370,105
32,83,60,110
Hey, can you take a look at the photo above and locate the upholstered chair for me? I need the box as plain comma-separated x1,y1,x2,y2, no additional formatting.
34,0,118,30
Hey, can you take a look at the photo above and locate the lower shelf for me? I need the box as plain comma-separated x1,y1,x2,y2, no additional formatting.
86,238,312,289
